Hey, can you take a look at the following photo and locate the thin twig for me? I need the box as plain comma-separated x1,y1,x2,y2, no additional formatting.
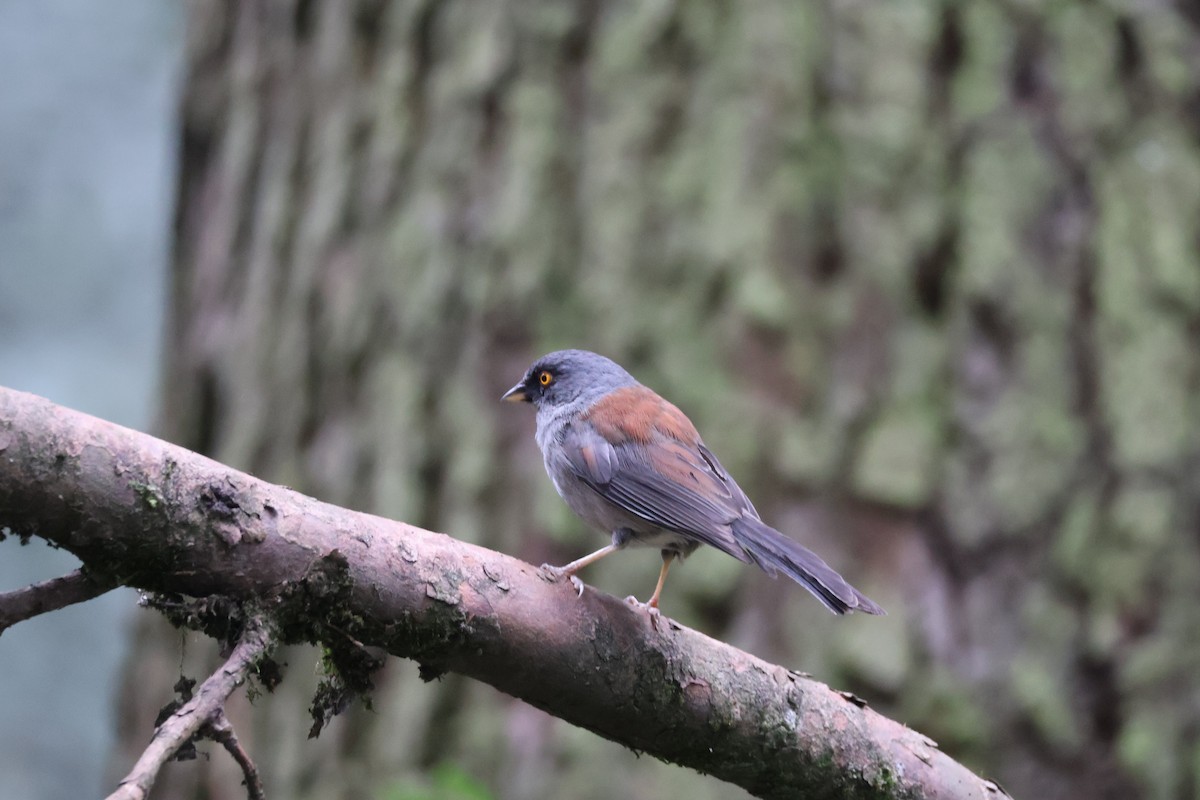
0,568,114,635
106,616,275,800
205,710,265,800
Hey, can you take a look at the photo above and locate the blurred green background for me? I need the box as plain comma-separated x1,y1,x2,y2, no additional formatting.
5,2,1200,799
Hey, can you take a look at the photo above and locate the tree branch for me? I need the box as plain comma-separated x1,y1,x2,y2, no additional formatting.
0,386,1004,799
0,568,115,635
106,615,274,800
205,710,266,800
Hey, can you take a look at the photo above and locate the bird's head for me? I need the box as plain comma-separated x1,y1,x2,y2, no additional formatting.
501,349,637,411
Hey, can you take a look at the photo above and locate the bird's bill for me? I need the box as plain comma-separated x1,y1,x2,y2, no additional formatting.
501,382,531,403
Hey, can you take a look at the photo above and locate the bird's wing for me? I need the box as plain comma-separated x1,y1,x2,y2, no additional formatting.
560,386,755,561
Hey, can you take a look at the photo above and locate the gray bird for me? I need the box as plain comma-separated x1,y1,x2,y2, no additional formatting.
503,349,883,615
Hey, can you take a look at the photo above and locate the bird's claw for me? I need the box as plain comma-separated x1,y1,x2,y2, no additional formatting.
539,564,586,598
624,595,664,631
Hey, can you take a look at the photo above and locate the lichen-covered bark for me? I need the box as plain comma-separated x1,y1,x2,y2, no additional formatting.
0,386,996,800
123,1,1200,798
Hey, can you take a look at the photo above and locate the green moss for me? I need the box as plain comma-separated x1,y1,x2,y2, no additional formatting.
776,417,839,484
1111,485,1174,548
1051,489,1101,584
1118,711,1177,800
837,606,910,692
379,762,495,800
1010,651,1082,751
1055,6,1124,135
1099,321,1191,470
954,3,1010,121
128,480,162,510
959,123,1054,295
870,762,899,793
852,406,939,508
901,668,991,762
735,268,793,330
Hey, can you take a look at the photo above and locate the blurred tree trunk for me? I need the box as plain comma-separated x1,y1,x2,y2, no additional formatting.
114,1,1200,799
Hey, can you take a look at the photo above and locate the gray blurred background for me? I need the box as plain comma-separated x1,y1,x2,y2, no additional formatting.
0,2,181,797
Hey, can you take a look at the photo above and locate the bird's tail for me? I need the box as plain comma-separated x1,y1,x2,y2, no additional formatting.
731,518,884,615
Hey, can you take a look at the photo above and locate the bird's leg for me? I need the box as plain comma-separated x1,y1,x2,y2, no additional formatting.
646,551,675,610
553,543,622,576
625,551,675,631
540,543,621,597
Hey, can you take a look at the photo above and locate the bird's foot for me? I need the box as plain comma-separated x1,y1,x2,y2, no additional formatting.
625,595,664,631
539,564,586,598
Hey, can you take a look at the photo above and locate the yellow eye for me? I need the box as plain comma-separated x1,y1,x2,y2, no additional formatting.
538,371,553,387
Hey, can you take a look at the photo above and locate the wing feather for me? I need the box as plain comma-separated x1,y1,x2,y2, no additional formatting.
560,421,752,561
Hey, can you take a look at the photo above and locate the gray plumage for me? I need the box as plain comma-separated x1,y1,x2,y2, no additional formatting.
504,349,883,615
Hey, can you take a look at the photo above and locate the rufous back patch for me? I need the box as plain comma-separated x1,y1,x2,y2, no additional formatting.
582,386,700,445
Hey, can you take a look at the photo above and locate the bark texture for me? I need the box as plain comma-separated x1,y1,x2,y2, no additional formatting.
122,1,1200,798
0,386,997,800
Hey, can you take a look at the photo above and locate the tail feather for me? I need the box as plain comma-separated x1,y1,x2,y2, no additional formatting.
732,518,884,616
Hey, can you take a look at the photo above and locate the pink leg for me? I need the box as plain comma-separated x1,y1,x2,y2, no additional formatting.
551,543,621,576
645,552,675,609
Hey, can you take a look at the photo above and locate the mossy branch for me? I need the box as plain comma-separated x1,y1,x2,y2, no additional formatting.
0,386,1003,800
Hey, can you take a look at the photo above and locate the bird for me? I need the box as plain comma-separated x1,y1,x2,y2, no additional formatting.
502,349,884,616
